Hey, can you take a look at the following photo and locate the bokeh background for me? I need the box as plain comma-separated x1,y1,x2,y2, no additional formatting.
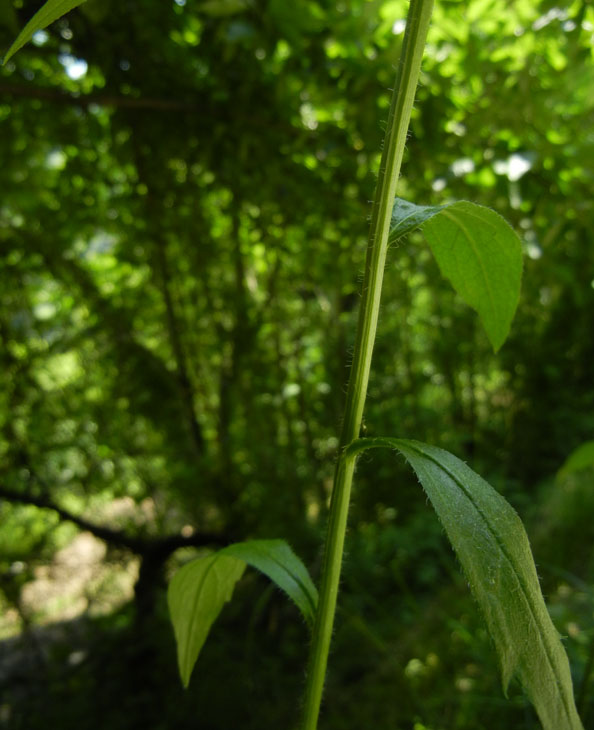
0,0,593,728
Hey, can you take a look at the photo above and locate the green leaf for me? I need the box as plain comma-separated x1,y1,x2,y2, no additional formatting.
168,553,246,688
221,539,318,627
346,437,584,730
168,540,317,687
3,0,87,65
389,197,445,240
389,198,523,352
558,440,594,476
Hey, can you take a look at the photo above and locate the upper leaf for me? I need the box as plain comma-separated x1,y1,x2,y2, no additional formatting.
221,539,318,627
346,437,584,730
389,198,523,352
3,0,87,65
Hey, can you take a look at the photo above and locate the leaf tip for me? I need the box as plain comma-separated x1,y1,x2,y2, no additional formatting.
490,337,504,354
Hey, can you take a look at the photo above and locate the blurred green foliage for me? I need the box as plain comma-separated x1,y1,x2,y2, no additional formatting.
0,0,593,727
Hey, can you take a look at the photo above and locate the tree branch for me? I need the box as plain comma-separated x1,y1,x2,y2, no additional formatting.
0,485,228,558
0,82,198,112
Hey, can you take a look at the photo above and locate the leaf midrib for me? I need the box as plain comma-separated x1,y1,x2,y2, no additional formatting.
438,208,498,325
184,555,241,680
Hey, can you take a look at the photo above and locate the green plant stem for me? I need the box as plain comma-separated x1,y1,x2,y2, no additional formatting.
300,1,434,728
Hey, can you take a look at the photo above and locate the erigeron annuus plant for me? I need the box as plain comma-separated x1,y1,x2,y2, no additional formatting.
4,2,585,729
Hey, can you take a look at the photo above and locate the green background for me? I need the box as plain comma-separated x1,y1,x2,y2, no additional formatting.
0,0,593,727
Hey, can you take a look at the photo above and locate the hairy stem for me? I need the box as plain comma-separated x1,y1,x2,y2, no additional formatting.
300,1,435,727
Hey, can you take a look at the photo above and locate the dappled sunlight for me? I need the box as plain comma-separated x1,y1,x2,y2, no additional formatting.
0,0,592,726
19,532,138,627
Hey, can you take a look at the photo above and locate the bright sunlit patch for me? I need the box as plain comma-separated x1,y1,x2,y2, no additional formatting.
46,149,67,170
532,7,567,32
494,153,533,181
32,30,49,46
33,302,57,320
59,54,88,80
36,352,83,390
283,383,301,398
526,242,542,260
507,153,532,181
451,157,475,177
300,102,318,130
84,232,117,258
392,19,406,34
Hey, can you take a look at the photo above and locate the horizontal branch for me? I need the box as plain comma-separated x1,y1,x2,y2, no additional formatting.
0,82,198,112
0,485,228,558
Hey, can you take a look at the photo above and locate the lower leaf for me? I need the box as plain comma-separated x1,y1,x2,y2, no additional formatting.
346,437,584,730
168,538,318,688
221,539,318,626
168,553,246,688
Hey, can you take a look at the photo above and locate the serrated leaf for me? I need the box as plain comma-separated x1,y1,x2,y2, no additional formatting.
3,0,87,65
389,197,445,240
168,553,246,688
346,437,584,730
389,198,523,352
558,440,594,477
221,539,318,626
168,540,317,687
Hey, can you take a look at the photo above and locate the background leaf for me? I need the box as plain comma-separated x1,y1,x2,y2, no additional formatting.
222,539,318,626
389,198,523,352
558,441,594,477
3,0,88,64
346,437,584,730
167,554,246,688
